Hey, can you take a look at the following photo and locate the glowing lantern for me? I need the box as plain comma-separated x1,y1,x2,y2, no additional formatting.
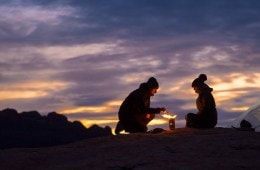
160,111,177,130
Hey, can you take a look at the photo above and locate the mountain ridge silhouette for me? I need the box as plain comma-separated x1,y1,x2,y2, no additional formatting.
0,108,112,149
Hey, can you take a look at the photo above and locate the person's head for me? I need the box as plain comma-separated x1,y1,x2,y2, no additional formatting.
147,77,159,96
191,74,211,93
193,86,202,93
198,74,207,81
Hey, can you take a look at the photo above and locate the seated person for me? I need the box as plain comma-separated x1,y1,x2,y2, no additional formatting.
185,74,218,128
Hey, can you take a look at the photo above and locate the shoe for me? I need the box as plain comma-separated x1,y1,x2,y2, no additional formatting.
115,121,124,135
147,128,165,134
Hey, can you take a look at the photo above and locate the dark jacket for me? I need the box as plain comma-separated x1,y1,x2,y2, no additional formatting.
118,83,161,127
196,88,218,127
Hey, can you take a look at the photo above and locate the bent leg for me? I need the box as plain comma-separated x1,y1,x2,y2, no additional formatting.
124,121,147,133
143,114,155,125
185,113,199,128
115,121,124,134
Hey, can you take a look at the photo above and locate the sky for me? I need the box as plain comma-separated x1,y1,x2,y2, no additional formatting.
0,0,259,132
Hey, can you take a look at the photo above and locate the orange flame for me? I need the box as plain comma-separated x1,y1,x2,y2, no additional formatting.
161,114,177,119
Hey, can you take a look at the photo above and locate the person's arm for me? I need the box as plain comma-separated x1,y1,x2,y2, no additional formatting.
197,94,213,115
145,107,166,114
132,96,165,114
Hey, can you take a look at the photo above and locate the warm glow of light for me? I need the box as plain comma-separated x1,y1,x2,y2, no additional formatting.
161,114,177,119
0,90,47,100
160,110,177,119
160,79,194,101
21,81,68,90
231,107,249,111
214,91,248,103
212,73,260,108
214,73,260,92
0,81,69,100
61,99,121,114
106,100,122,106
2,81,68,90
80,119,117,128
149,119,168,126
62,106,107,114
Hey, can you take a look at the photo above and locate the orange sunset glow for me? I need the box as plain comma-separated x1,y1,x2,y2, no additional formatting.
0,0,259,132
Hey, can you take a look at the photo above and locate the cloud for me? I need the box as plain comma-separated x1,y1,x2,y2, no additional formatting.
0,0,259,129
0,5,76,44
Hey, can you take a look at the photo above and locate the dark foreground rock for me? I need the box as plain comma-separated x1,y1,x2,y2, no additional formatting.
0,128,259,170
0,108,112,149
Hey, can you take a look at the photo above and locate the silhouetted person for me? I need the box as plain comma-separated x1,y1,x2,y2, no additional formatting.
192,74,212,91
185,74,217,128
115,77,166,134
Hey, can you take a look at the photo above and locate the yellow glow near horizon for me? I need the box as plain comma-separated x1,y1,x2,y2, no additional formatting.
211,73,260,111
0,90,47,100
158,73,259,113
214,90,248,103
61,73,259,125
62,106,108,114
80,119,118,128
214,73,259,92
7,81,69,90
79,118,169,135
61,99,122,114
231,107,249,111
0,81,69,100
106,100,122,106
77,115,167,134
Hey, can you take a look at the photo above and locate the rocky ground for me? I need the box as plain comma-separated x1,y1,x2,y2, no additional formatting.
1,128,260,170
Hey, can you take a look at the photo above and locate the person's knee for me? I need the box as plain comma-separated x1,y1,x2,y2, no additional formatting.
185,113,197,128
141,126,148,132
149,113,155,120
126,125,147,133
185,113,194,120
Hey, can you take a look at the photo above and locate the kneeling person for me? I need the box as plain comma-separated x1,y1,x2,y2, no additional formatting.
115,77,165,134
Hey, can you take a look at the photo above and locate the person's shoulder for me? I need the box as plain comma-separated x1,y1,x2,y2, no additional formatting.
129,87,141,96
139,82,148,89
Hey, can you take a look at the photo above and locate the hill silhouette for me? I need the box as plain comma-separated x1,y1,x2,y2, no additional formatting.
0,108,112,149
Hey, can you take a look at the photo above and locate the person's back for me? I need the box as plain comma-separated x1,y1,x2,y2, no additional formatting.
186,74,218,128
196,87,217,128
115,77,165,134
118,83,149,125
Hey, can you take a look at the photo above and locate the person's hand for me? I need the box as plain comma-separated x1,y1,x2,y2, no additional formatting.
160,107,166,112
156,108,166,113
